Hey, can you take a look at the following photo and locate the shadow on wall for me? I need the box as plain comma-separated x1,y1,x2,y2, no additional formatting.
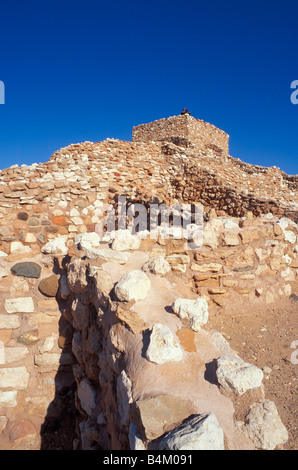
40,258,78,450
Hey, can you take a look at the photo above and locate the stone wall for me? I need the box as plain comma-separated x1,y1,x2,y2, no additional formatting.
46,221,295,450
0,119,297,449
0,213,297,449
132,114,230,155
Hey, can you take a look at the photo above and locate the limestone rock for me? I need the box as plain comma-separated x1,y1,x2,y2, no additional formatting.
74,232,101,249
10,242,31,254
216,355,263,395
86,247,130,264
0,391,17,408
0,367,29,390
172,297,209,331
4,346,29,363
4,297,34,313
42,237,67,255
142,256,171,276
145,323,183,364
115,270,151,302
111,229,141,251
159,413,225,450
244,400,288,450
0,315,20,329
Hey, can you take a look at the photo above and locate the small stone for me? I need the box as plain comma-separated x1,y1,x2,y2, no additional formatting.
111,229,141,251
216,355,263,395
38,275,59,297
117,370,133,426
86,247,130,264
10,262,41,279
172,297,209,331
159,413,225,450
244,400,288,450
115,270,151,302
142,256,171,276
10,241,31,254
24,233,37,243
4,346,29,363
27,217,40,226
136,395,195,441
17,212,29,221
0,367,29,390
145,323,183,364
74,232,101,248
9,419,37,442
77,378,96,415
4,297,34,313
0,315,20,329
17,330,39,345
59,274,71,300
129,422,146,450
0,391,18,408
37,233,46,244
41,237,67,255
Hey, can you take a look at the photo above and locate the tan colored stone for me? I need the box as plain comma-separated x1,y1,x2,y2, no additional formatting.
136,395,195,440
239,229,261,244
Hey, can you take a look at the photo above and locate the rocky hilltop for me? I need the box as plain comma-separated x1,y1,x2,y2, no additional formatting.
0,115,297,450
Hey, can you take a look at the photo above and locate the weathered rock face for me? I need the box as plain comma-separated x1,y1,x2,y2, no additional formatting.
158,413,225,450
244,400,289,450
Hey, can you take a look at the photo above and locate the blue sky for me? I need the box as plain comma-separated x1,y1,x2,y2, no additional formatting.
0,0,297,174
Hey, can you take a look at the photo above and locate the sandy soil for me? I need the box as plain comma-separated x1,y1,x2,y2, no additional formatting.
208,288,298,450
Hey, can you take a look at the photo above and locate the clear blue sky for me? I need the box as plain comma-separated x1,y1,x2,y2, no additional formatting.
0,0,297,174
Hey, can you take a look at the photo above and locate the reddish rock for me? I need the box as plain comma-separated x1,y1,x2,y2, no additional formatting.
9,419,37,442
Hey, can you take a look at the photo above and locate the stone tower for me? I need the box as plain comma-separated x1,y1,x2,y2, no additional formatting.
132,114,229,155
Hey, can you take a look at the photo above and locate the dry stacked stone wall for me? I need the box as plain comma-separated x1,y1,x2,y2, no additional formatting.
0,115,297,449
132,114,230,155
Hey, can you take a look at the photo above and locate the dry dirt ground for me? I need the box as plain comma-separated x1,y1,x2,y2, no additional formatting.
208,285,298,451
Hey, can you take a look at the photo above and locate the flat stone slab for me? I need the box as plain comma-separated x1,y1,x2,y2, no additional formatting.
10,262,41,279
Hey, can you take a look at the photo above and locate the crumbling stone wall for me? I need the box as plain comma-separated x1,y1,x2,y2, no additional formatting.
132,114,230,155
0,118,297,449
0,213,296,449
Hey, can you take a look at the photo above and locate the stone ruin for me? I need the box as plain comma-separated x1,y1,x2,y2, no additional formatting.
0,115,297,450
